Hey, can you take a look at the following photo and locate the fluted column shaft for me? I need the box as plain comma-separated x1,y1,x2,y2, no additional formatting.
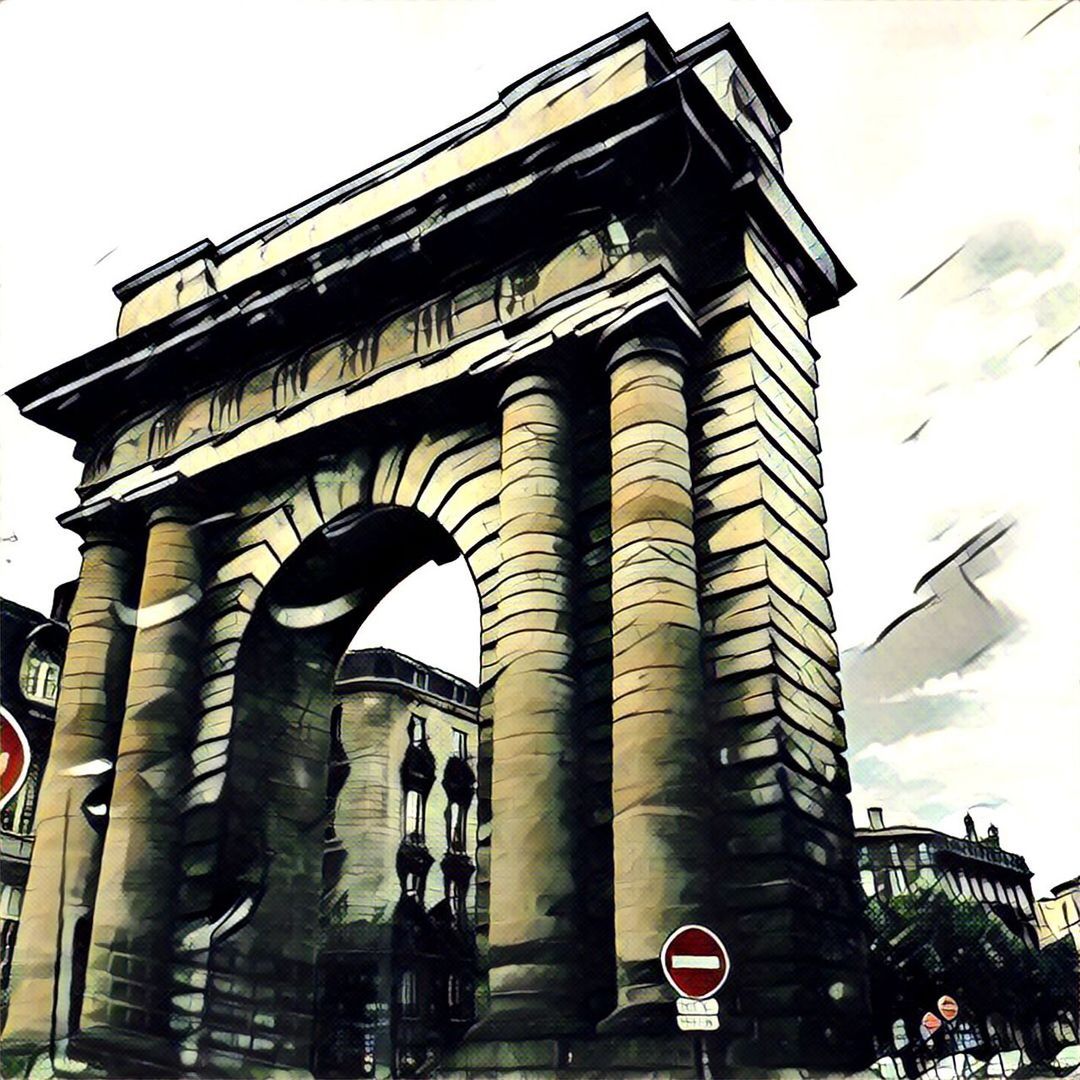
4,534,139,1051
483,371,584,1035
601,331,710,1029
82,505,204,1048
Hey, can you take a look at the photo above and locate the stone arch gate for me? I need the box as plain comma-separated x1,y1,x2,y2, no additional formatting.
4,17,871,1077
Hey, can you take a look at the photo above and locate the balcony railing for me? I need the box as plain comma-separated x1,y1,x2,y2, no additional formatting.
938,834,1029,875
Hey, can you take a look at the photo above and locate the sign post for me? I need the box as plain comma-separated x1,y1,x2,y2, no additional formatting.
661,925,731,1034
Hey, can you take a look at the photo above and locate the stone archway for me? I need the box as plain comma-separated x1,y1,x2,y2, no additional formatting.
5,16,872,1077
175,502,476,1074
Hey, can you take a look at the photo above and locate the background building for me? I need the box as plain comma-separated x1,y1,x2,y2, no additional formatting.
0,592,70,1010
856,807,1038,947
1037,877,1080,953
1,615,479,1075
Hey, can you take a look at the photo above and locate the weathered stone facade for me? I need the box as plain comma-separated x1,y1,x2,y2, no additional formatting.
4,16,870,1076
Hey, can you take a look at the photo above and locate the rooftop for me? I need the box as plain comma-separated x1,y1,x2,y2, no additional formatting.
336,647,478,711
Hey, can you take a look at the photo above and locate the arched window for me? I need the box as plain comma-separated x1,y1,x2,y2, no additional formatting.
20,641,61,706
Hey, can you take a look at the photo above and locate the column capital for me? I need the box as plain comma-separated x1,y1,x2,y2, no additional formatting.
146,502,201,528
497,363,567,411
599,288,700,373
59,497,141,543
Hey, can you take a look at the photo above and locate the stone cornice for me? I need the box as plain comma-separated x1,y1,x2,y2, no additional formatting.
8,25,851,445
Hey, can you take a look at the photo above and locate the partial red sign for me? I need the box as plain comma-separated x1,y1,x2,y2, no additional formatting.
937,995,959,1022
921,1011,942,1038
661,925,731,1000
0,708,31,811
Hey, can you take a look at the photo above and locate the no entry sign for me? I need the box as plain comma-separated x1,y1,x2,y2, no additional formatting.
937,995,959,1022
661,925,731,1000
0,708,30,812
920,1012,942,1039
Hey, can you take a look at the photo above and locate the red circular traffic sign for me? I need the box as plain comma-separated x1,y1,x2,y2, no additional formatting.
921,1012,942,1037
661,925,731,1000
0,708,30,812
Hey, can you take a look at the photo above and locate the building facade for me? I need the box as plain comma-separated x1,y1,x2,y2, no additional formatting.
1,627,479,1075
317,648,479,1078
1036,877,1080,953
0,595,70,1011
856,808,1038,947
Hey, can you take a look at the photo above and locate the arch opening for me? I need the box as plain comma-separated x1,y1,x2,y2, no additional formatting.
198,503,483,1078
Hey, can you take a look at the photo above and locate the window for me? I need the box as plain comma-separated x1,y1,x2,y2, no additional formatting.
860,870,876,898
447,876,466,924
892,1018,909,1051
0,884,22,920
409,714,426,747
452,729,468,760
448,801,469,853
957,870,972,897
404,789,426,840
403,871,422,901
887,844,905,895
448,974,462,1008
20,643,60,705
399,971,419,1018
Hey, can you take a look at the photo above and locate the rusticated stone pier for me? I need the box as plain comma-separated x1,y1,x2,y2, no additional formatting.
5,15,870,1077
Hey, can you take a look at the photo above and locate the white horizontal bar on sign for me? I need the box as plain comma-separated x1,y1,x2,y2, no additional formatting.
671,955,721,969
677,998,719,1016
677,1014,720,1032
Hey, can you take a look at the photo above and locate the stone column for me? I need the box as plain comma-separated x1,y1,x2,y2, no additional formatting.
3,532,139,1053
481,370,585,1035
599,315,711,1032
81,504,205,1055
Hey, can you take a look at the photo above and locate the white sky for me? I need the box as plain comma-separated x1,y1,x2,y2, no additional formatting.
1,0,1076,891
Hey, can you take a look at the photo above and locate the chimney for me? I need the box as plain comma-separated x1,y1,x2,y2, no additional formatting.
964,812,977,841
867,807,885,830
51,580,77,624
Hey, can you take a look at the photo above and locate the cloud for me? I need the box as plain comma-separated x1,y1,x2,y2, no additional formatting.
962,220,1065,283
842,517,1020,753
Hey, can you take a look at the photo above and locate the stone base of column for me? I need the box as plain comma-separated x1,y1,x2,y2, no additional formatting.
443,1031,716,1076
468,957,593,1041
467,996,592,1042
67,1028,180,1078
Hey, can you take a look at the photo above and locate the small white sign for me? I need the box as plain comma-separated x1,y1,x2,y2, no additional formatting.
677,1014,720,1032
677,997,719,1016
